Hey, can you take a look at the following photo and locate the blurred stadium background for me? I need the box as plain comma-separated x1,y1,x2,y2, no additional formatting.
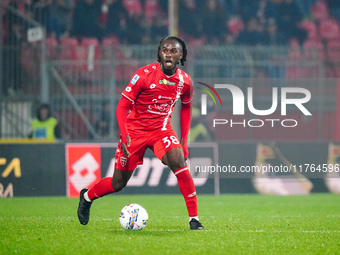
1,0,340,197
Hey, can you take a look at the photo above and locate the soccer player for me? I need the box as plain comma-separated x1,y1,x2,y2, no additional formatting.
77,36,204,230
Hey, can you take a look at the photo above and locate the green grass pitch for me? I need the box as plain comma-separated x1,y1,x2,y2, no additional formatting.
1,194,340,255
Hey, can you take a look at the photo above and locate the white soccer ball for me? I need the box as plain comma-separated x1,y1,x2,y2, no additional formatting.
119,203,148,230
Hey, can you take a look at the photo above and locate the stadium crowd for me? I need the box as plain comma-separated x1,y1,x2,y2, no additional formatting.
2,0,340,46
1,0,340,140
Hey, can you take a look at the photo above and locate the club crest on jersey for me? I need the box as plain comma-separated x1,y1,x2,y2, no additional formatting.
130,74,140,85
159,79,176,86
177,81,184,93
120,156,127,167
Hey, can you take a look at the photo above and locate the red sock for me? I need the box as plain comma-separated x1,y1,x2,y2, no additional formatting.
174,166,198,217
87,177,115,201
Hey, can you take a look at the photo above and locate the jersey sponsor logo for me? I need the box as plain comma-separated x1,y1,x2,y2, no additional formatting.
125,87,132,92
120,156,127,167
158,95,172,99
150,84,156,89
130,74,140,85
148,98,174,114
159,79,176,86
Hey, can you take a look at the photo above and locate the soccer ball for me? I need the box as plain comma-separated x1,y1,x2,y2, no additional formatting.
119,203,148,230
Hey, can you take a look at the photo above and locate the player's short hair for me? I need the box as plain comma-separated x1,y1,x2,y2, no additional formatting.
157,36,187,66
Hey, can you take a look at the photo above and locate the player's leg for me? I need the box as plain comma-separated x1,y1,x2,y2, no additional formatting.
77,169,134,225
78,134,146,225
88,168,134,200
154,132,204,230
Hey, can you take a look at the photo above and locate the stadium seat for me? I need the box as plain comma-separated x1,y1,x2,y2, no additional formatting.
188,37,206,47
123,0,143,16
46,37,58,59
102,36,138,85
101,36,121,80
288,47,302,61
311,0,329,21
327,40,340,77
299,19,318,39
57,110,93,139
80,37,101,66
76,38,102,83
102,36,120,46
102,36,120,59
144,0,161,23
286,66,310,78
287,39,309,78
319,18,340,41
1,0,10,6
227,17,244,36
303,38,323,60
2,26,6,44
60,37,78,61
59,38,79,77
20,44,39,80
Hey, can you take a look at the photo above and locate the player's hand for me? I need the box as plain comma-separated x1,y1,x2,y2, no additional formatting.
121,135,131,157
180,138,189,160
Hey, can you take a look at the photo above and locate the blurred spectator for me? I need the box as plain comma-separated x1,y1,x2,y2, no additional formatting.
29,103,61,139
262,19,287,79
123,0,143,16
151,16,167,42
48,0,74,38
105,0,129,39
126,13,147,44
189,107,214,142
222,31,236,45
2,16,24,95
274,0,307,44
31,0,51,27
72,0,103,40
221,0,238,17
295,0,318,17
144,0,162,23
6,0,33,31
201,0,228,43
3,10,25,45
239,0,261,22
262,18,287,45
257,0,277,24
179,0,202,39
95,101,112,137
327,0,340,24
237,17,264,45
158,0,168,13
262,0,279,22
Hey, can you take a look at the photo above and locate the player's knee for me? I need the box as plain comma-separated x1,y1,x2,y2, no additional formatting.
111,179,127,192
164,148,186,171
168,160,186,171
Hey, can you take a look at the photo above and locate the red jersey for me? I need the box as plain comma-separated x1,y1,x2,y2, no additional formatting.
121,62,194,134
